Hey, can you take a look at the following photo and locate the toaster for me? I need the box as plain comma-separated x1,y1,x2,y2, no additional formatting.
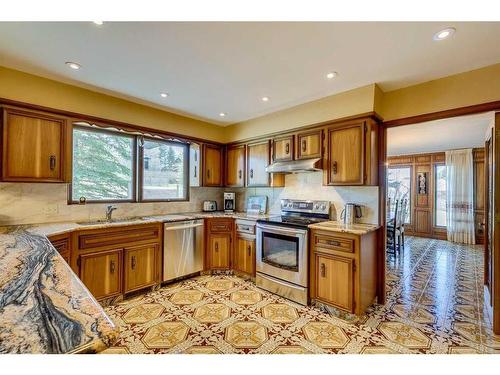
203,200,217,212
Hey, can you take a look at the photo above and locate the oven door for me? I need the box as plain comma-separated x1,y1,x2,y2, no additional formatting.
256,223,308,287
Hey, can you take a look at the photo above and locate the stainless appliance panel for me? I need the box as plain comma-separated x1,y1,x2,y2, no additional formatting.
256,273,308,305
163,220,204,282
256,223,308,287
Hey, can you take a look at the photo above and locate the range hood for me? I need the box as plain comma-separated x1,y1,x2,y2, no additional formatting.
265,158,322,174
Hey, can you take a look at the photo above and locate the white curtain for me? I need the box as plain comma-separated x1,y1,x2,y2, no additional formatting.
446,149,475,244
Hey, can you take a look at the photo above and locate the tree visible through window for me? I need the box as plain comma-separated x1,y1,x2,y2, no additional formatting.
435,164,447,227
72,127,134,201
387,167,411,223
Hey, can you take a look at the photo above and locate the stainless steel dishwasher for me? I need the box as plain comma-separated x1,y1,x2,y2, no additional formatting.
163,219,204,282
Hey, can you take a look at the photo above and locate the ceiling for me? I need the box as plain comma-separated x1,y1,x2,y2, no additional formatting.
387,112,494,156
0,22,499,125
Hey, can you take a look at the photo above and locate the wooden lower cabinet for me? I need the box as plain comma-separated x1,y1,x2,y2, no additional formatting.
234,234,255,276
80,249,123,300
208,233,231,269
310,229,378,315
124,244,159,293
47,233,71,264
314,253,354,312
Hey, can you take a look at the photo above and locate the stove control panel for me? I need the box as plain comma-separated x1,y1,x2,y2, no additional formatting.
280,199,330,215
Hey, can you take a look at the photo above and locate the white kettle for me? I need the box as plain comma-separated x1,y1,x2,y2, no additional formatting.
340,203,362,225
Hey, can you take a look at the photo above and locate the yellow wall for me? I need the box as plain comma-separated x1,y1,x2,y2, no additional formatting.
0,66,225,142
225,84,378,142
380,63,500,121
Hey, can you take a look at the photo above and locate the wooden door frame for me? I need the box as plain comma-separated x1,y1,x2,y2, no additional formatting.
379,101,500,334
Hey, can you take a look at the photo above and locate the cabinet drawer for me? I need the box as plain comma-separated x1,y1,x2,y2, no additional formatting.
313,234,354,253
235,221,255,235
48,234,71,263
78,225,160,250
209,220,233,232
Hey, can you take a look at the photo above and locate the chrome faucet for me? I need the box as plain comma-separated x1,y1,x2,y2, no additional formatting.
105,205,117,222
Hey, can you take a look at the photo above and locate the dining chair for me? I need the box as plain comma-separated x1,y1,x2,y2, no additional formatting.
387,199,399,255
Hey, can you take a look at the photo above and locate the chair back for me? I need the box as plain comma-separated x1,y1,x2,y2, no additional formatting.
396,199,407,228
389,199,399,230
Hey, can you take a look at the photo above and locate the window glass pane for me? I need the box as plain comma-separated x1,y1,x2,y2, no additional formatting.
72,128,134,201
387,167,411,223
435,165,447,227
141,139,187,200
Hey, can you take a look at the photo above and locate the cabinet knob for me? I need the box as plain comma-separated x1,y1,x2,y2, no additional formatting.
207,169,211,179
194,165,197,178
110,260,116,274
238,169,242,179
250,169,254,178
285,143,290,154
320,263,326,277
131,255,136,270
49,155,56,171
215,242,219,252
332,161,338,175
247,245,251,257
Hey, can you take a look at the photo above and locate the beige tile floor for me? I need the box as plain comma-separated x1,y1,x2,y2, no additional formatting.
103,236,500,354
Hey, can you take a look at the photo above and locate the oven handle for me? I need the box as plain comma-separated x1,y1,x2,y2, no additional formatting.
256,223,308,236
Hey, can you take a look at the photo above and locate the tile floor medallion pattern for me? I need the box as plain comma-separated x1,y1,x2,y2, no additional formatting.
103,236,500,354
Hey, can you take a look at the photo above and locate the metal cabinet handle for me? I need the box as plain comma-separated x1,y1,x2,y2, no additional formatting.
247,245,251,257
250,169,254,178
131,255,136,270
207,169,211,179
194,165,197,178
332,161,338,174
194,150,197,162
285,143,290,154
238,170,242,179
49,155,56,170
215,242,219,252
320,263,326,277
302,140,307,152
326,240,341,247
110,260,116,274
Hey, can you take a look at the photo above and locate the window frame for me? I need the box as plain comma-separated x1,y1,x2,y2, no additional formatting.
387,165,412,225
138,136,190,203
69,124,190,204
433,163,447,228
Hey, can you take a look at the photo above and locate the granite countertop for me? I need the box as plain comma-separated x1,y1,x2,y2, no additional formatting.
308,221,380,235
0,211,268,353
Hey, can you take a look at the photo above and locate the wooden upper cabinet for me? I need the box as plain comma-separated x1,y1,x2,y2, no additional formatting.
79,248,123,300
296,129,322,160
246,140,271,187
273,135,294,162
124,243,159,293
202,144,223,186
1,107,70,182
226,144,245,187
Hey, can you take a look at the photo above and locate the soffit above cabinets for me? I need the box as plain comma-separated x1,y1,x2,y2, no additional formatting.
0,22,499,125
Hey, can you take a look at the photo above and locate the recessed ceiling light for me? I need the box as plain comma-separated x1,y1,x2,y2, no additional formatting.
65,61,81,70
219,112,226,117
160,93,169,98
93,21,104,26
433,27,456,41
261,96,270,102
326,72,338,79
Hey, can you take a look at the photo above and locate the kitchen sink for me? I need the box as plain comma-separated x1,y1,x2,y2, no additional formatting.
76,217,146,226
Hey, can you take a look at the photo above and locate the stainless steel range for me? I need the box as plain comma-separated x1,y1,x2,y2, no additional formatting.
256,199,330,305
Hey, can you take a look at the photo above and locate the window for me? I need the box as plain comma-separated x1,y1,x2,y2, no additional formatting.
141,139,188,201
72,127,134,202
71,125,189,203
387,167,411,223
435,164,447,227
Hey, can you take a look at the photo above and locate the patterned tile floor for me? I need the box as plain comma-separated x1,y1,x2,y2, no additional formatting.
103,236,500,354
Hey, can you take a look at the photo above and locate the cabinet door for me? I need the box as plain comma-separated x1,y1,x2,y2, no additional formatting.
273,135,294,162
209,233,231,269
189,143,200,187
124,244,159,293
226,145,245,187
315,253,354,312
327,124,365,185
296,129,322,160
47,234,71,264
2,108,67,182
247,140,270,187
234,235,255,276
79,249,123,300
203,144,223,186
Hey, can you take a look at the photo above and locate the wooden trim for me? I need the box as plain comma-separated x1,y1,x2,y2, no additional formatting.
0,97,224,146
377,125,387,304
383,100,500,128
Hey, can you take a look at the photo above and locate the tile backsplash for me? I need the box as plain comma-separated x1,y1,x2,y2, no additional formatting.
0,172,379,225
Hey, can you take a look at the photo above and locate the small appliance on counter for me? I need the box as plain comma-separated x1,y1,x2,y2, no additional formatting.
223,192,236,212
203,200,217,212
340,203,363,225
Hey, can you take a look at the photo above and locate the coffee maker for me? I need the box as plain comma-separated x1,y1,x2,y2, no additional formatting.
224,192,236,212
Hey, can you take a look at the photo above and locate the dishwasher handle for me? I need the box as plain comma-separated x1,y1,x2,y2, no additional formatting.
164,222,204,231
